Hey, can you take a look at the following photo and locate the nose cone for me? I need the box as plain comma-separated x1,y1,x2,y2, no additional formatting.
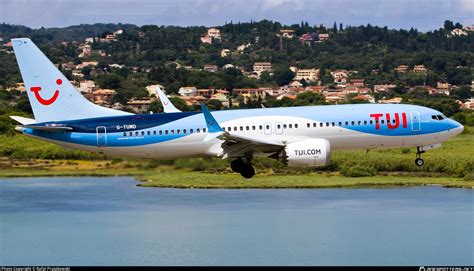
449,120,464,136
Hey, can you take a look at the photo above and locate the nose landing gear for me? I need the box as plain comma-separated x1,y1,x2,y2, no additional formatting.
230,158,255,179
415,147,425,166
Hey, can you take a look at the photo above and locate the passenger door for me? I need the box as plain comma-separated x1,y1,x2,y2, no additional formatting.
96,126,107,147
410,111,420,132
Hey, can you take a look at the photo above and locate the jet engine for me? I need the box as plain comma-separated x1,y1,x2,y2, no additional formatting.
275,138,331,167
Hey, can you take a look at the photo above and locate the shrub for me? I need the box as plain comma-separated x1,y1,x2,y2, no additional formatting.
340,165,378,177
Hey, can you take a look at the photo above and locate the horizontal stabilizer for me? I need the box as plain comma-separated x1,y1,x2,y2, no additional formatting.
10,116,36,125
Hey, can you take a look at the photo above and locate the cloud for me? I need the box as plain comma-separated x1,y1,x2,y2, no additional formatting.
458,0,474,12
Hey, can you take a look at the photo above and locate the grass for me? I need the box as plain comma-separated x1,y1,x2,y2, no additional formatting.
137,170,474,189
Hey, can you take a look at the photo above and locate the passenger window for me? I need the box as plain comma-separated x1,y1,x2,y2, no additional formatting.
240,126,243,131
153,131,156,135
295,124,298,128
320,123,323,127
135,132,139,136
326,123,329,127
313,123,316,127
171,130,174,134
159,130,163,135
203,128,207,133
246,126,249,131
165,130,168,135
197,128,200,133
147,131,150,135
177,129,180,134
129,132,132,136
183,129,187,134
284,124,287,129
345,121,348,126
339,122,342,126
252,126,256,130
381,120,384,124
123,132,126,137
266,125,270,129
351,121,355,125
259,125,263,130
234,127,237,131
364,121,367,125
331,122,335,127
370,120,373,125
307,123,310,128
190,129,193,133
289,124,293,128
141,131,145,136
277,124,281,129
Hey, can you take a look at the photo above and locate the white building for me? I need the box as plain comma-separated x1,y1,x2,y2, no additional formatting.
451,28,468,36
178,86,198,97
279,29,295,39
294,68,320,82
253,62,272,76
78,80,96,93
146,84,166,96
237,43,251,52
207,28,221,40
221,49,231,58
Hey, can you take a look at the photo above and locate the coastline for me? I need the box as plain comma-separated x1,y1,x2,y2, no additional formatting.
1,164,472,189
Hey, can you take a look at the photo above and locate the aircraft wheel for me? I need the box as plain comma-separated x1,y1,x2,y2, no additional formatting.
415,158,424,167
231,159,244,173
240,165,255,179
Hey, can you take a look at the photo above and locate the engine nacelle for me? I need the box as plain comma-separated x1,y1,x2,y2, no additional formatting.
277,138,331,167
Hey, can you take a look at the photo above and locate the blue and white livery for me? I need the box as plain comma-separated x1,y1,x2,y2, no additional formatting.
11,38,464,178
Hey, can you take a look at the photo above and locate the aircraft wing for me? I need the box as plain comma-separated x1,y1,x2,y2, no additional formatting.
200,104,285,158
156,87,181,113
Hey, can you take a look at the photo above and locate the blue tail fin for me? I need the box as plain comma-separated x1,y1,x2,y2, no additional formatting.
12,38,132,122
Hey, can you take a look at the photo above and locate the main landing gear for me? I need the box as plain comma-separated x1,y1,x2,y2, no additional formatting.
415,147,425,167
231,158,255,179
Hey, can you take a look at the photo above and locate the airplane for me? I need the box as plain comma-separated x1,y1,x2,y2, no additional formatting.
10,38,464,178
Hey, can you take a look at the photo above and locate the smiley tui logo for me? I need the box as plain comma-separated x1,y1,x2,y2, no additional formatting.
30,79,61,106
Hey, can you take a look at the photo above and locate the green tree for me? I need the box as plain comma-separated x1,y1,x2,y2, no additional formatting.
272,65,295,86
444,20,455,31
98,73,122,89
169,97,192,111
293,92,326,106
451,85,472,101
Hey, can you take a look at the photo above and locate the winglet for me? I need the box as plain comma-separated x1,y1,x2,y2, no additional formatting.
200,104,224,141
156,87,181,113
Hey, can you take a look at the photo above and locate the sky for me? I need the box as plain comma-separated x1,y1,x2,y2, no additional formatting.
1,0,473,31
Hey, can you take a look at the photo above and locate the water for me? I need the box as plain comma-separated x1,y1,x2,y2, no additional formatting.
0,177,472,266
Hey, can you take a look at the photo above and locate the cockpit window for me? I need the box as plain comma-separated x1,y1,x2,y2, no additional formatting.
432,115,445,121
438,115,445,120
432,115,438,120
